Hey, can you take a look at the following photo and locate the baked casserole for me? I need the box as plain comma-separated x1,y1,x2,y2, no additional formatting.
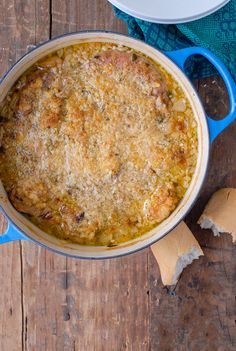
0,43,198,246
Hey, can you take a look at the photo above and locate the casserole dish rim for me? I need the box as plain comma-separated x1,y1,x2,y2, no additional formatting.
0,31,210,259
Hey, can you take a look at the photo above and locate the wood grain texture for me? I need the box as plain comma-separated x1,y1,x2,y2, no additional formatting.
0,242,22,351
0,1,50,351
51,0,126,36
21,244,149,351
0,1,41,350
0,1,236,351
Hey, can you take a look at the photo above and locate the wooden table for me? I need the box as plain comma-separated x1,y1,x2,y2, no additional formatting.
0,1,235,350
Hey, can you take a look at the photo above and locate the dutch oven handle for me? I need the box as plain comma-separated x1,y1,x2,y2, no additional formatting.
165,47,236,142
0,208,28,243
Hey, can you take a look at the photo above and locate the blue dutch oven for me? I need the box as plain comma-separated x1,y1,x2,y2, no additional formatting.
0,32,235,259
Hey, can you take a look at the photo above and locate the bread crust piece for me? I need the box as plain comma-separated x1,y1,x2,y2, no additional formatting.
198,188,236,242
151,221,203,286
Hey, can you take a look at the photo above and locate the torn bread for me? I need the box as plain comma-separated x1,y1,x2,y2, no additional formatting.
151,221,203,286
198,188,236,242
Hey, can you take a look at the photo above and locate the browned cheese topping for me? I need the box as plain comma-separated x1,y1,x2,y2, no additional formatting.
0,43,198,245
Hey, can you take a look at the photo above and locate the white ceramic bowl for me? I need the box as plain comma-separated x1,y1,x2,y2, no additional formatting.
0,32,235,259
109,0,230,24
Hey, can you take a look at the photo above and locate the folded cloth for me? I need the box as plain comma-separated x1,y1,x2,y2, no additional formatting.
113,1,236,81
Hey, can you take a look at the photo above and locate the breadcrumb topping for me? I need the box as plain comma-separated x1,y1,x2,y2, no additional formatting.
0,43,198,245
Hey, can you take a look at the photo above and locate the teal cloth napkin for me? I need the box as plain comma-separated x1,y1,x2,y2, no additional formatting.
114,1,236,81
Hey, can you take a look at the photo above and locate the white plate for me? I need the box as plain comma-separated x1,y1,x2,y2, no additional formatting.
109,0,230,24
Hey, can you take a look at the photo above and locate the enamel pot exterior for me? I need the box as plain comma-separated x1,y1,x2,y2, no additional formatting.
0,32,235,259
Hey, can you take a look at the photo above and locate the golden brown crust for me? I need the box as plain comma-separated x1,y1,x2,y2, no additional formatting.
0,43,198,245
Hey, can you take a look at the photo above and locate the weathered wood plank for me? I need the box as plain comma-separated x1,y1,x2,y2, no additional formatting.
22,250,149,351
0,1,50,351
51,0,126,36
65,252,149,351
21,244,67,350
149,77,236,350
0,1,33,350
0,242,22,351
35,0,51,43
